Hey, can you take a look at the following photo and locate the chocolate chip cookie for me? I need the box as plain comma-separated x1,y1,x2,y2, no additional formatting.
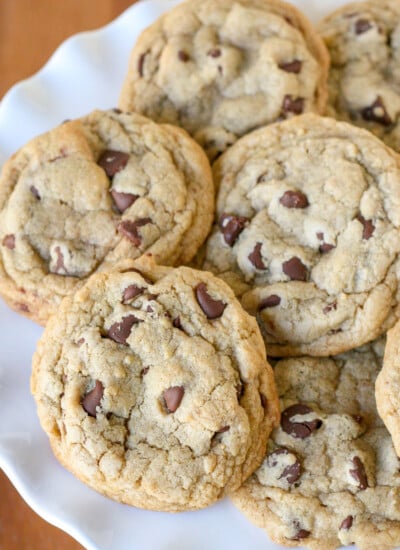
203,113,400,356
232,338,400,550
376,320,400,459
0,109,214,324
119,0,329,160
319,0,400,151
31,257,279,512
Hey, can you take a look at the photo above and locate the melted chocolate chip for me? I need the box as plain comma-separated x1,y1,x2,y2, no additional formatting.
248,242,266,270
107,314,142,344
82,380,104,417
111,190,138,213
267,448,302,485
178,50,190,62
122,284,145,303
163,386,184,413
258,295,281,310
98,150,129,178
280,190,309,209
2,234,15,249
323,302,337,314
291,528,311,541
30,185,41,200
281,403,322,439
118,218,152,246
260,393,267,409
340,516,353,530
319,242,335,253
356,215,375,240
219,213,248,246
208,48,221,58
52,246,66,274
278,60,302,73
355,18,373,34
349,456,368,490
195,283,226,319
282,95,304,115
361,96,392,126
282,257,308,281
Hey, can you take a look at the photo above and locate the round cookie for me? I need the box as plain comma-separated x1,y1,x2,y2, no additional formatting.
376,320,400,458
31,257,279,512
119,0,329,160
0,109,214,325
318,0,400,152
231,339,400,550
203,113,400,357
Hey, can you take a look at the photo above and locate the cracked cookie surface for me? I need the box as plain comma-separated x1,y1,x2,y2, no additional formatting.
31,258,279,511
319,0,400,152
203,114,400,356
119,0,328,160
0,109,214,325
232,338,400,550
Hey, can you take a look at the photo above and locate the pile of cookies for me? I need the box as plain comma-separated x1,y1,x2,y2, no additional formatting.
2,0,400,548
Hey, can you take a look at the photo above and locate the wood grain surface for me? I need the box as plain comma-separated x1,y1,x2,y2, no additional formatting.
0,1,136,548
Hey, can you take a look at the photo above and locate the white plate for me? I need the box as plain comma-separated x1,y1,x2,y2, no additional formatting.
0,1,365,549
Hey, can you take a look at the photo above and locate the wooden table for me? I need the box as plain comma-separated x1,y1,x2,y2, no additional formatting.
0,2,136,548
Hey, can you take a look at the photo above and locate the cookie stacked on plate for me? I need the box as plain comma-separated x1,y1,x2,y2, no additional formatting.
4,0,400,546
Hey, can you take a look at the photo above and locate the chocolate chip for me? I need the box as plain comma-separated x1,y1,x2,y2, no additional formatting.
248,242,266,270
267,448,302,485
141,366,149,376
195,283,226,319
282,95,304,115
282,257,307,281
178,50,190,62
173,316,183,330
361,96,392,126
291,528,311,541
356,215,375,239
258,295,281,310
208,48,222,58
138,52,148,77
51,246,66,274
107,314,142,344
278,60,302,73
30,185,41,199
340,516,353,530
349,456,368,490
118,218,152,246
323,302,337,314
163,386,184,413
219,213,248,246
355,18,372,34
111,190,138,213
319,242,335,253
281,403,322,439
279,190,309,209
98,150,129,178
2,234,15,249
216,425,230,433
82,380,104,417
77,338,85,346
122,284,145,303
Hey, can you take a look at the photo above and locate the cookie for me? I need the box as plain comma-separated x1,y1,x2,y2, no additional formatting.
31,257,279,512
119,0,329,160
231,338,400,550
319,0,400,152
203,113,400,357
376,320,400,459
0,109,214,325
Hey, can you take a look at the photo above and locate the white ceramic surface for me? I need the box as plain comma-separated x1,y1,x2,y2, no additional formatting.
0,1,366,549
